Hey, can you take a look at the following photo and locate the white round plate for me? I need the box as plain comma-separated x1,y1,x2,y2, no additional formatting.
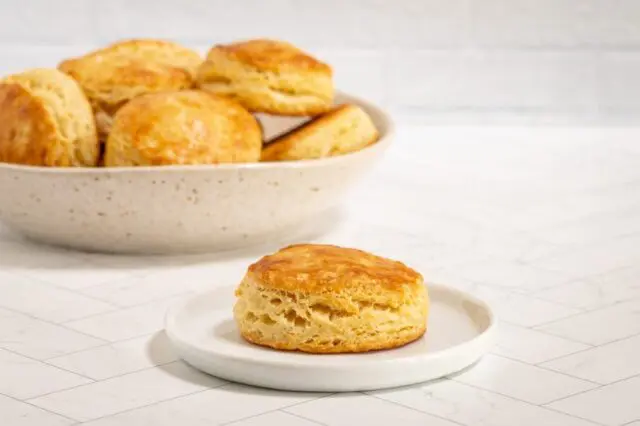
165,283,497,392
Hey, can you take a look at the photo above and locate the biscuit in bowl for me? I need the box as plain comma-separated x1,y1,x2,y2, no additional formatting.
59,39,202,139
233,244,429,354
82,39,203,78
197,39,333,116
0,68,99,167
261,104,379,161
104,90,262,166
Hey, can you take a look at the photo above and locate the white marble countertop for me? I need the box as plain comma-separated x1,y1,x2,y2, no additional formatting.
1,124,639,426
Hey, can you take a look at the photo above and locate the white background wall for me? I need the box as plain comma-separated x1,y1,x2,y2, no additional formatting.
1,0,640,124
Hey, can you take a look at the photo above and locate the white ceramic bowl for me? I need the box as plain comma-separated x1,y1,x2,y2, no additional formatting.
0,92,393,254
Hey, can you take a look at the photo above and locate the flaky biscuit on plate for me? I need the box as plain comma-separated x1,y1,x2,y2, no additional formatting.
58,39,202,139
261,104,379,161
233,244,429,354
197,39,333,116
0,68,99,167
104,90,262,166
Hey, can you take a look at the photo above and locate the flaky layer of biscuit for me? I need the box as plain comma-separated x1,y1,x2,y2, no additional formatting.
197,39,333,115
261,104,379,161
105,90,262,166
197,81,330,116
233,244,429,354
59,39,202,139
0,68,99,167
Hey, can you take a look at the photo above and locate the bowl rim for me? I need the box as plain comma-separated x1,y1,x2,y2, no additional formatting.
0,90,394,174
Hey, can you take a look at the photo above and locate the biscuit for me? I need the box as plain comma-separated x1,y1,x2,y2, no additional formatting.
104,90,262,166
197,39,333,116
59,39,202,139
83,39,203,78
0,68,99,167
261,104,379,161
233,244,429,354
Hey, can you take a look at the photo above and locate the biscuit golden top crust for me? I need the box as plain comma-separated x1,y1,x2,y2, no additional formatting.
94,39,202,75
207,39,330,75
58,39,202,115
0,68,98,166
104,90,262,166
60,39,202,78
247,244,423,296
197,39,333,116
261,104,379,161
59,56,193,110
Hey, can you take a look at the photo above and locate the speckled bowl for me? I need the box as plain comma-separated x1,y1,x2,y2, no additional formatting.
0,92,393,254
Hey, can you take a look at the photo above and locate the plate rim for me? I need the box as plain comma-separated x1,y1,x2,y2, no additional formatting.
164,282,498,369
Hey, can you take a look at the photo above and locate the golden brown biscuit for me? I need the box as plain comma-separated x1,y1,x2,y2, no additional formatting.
0,68,99,167
261,104,379,161
104,90,262,166
233,244,429,354
59,39,202,139
197,39,333,116
83,39,203,78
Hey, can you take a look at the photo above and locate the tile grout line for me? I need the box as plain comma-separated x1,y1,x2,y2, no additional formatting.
426,271,615,323
0,304,112,343
366,392,468,426
46,328,175,353
495,323,597,348
64,383,332,426
369,383,602,426
30,359,212,399
449,277,588,302
44,385,223,424
487,348,591,366
219,392,336,426
446,380,608,426
530,297,640,338
47,357,181,383
34,272,142,294
445,378,603,422
531,225,640,251
0,391,79,423
529,248,640,280
23,380,96,403
448,254,600,292
543,370,640,406
536,328,640,367
1,267,126,308
526,212,640,249
72,288,200,313
26,370,233,423
43,330,165,361
424,277,585,321
0,346,97,382
541,405,609,425
487,353,603,385
23,360,194,402
59,291,194,325
529,302,623,329
531,278,640,311
276,410,328,425
534,346,601,366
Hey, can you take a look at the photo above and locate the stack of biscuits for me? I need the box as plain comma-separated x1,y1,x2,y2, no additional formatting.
0,38,380,167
